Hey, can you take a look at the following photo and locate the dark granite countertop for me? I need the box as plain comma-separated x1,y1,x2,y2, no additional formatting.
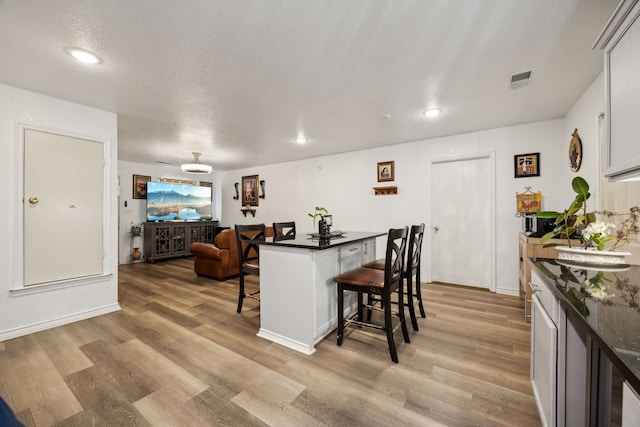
258,231,385,250
530,258,640,395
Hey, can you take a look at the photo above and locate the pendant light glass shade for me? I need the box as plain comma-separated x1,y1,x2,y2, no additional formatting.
181,152,212,174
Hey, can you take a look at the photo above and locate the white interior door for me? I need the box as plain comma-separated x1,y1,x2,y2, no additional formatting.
429,154,494,290
24,128,104,286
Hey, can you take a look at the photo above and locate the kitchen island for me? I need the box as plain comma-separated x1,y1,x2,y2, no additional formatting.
256,231,384,355
530,258,640,426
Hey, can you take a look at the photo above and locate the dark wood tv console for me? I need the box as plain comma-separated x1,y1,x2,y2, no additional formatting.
143,221,219,262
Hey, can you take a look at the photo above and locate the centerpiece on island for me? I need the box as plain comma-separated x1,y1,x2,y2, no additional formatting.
308,206,332,236
536,176,639,266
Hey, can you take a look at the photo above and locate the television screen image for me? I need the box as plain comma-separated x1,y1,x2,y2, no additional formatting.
146,181,212,221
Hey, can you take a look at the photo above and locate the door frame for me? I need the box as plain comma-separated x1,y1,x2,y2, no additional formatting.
14,122,111,291
426,152,496,292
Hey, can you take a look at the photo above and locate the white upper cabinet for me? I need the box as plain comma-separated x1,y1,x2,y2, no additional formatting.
595,0,640,180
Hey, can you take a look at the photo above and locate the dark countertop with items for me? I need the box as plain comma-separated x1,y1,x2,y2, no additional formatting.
530,258,640,395
258,231,385,250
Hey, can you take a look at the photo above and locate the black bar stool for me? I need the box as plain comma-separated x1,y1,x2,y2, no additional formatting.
235,223,266,313
364,223,425,331
333,227,409,363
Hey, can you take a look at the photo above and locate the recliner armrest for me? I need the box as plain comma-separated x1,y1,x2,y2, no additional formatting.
189,242,227,258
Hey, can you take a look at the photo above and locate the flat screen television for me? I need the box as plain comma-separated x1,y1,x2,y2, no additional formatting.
146,181,212,221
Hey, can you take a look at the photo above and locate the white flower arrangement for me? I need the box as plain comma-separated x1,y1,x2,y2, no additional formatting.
581,221,615,251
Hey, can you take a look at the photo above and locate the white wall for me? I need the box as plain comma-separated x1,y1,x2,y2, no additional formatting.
115,73,611,296
215,119,567,295
564,72,605,210
0,84,119,340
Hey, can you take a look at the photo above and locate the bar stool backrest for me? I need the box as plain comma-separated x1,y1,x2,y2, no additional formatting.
272,221,296,241
406,223,425,276
384,227,408,293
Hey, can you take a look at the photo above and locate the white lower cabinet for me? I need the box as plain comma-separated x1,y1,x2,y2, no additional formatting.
531,293,558,427
623,382,640,427
258,238,376,355
531,268,636,426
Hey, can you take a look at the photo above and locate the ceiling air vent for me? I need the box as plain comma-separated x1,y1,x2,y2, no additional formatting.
509,70,532,89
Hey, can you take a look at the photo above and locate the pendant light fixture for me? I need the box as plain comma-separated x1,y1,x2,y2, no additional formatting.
181,152,212,174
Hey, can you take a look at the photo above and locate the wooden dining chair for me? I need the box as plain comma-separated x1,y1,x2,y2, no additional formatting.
364,223,425,331
272,221,296,241
333,227,409,363
235,223,266,313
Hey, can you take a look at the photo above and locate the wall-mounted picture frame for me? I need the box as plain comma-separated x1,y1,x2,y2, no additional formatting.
514,153,540,178
133,174,151,199
242,175,259,206
200,180,213,200
377,160,395,182
569,128,582,172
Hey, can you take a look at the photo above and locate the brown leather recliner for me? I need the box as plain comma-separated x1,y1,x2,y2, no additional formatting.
189,227,273,281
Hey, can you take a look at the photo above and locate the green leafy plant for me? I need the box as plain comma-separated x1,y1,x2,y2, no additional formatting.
536,176,595,247
308,206,329,225
537,176,639,251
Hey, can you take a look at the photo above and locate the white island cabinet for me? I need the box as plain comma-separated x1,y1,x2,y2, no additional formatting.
623,382,640,426
595,0,640,180
257,232,380,355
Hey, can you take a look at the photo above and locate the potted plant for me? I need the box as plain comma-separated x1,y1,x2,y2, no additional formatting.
308,206,332,236
130,223,143,236
536,176,638,264
536,176,595,247
308,206,329,225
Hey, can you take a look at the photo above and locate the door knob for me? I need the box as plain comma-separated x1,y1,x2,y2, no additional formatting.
434,226,439,232
28,197,39,205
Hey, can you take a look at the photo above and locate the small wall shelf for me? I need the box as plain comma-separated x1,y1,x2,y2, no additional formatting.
241,208,256,217
373,186,398,196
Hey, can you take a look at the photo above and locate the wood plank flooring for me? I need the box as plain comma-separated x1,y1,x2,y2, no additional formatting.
0,258,541,426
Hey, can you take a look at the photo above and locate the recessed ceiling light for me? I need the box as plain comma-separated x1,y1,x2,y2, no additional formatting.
64,47,102,65
295,137,308,144
422,108,441,118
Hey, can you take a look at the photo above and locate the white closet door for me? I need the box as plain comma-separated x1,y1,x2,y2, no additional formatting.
24,129,104,286
430,154,493,289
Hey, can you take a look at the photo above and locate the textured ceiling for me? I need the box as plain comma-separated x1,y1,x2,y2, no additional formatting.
0,0,620,171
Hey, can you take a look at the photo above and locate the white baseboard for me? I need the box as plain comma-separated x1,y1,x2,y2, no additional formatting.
495,286,520,296
257,328,316,355
0,303,121,342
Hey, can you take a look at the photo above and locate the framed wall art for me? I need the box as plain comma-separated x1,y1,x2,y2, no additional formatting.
133,174,151,199
377,161,394,182
569,128,582,172
514,153,540,178
241,175,259,206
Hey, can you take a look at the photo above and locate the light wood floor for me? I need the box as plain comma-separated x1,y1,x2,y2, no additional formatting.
0,258,541,426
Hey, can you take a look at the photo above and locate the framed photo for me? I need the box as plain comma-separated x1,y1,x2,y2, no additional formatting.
133,174,151,199
241,175,259,206
514,153,540,178
377,161,395,182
